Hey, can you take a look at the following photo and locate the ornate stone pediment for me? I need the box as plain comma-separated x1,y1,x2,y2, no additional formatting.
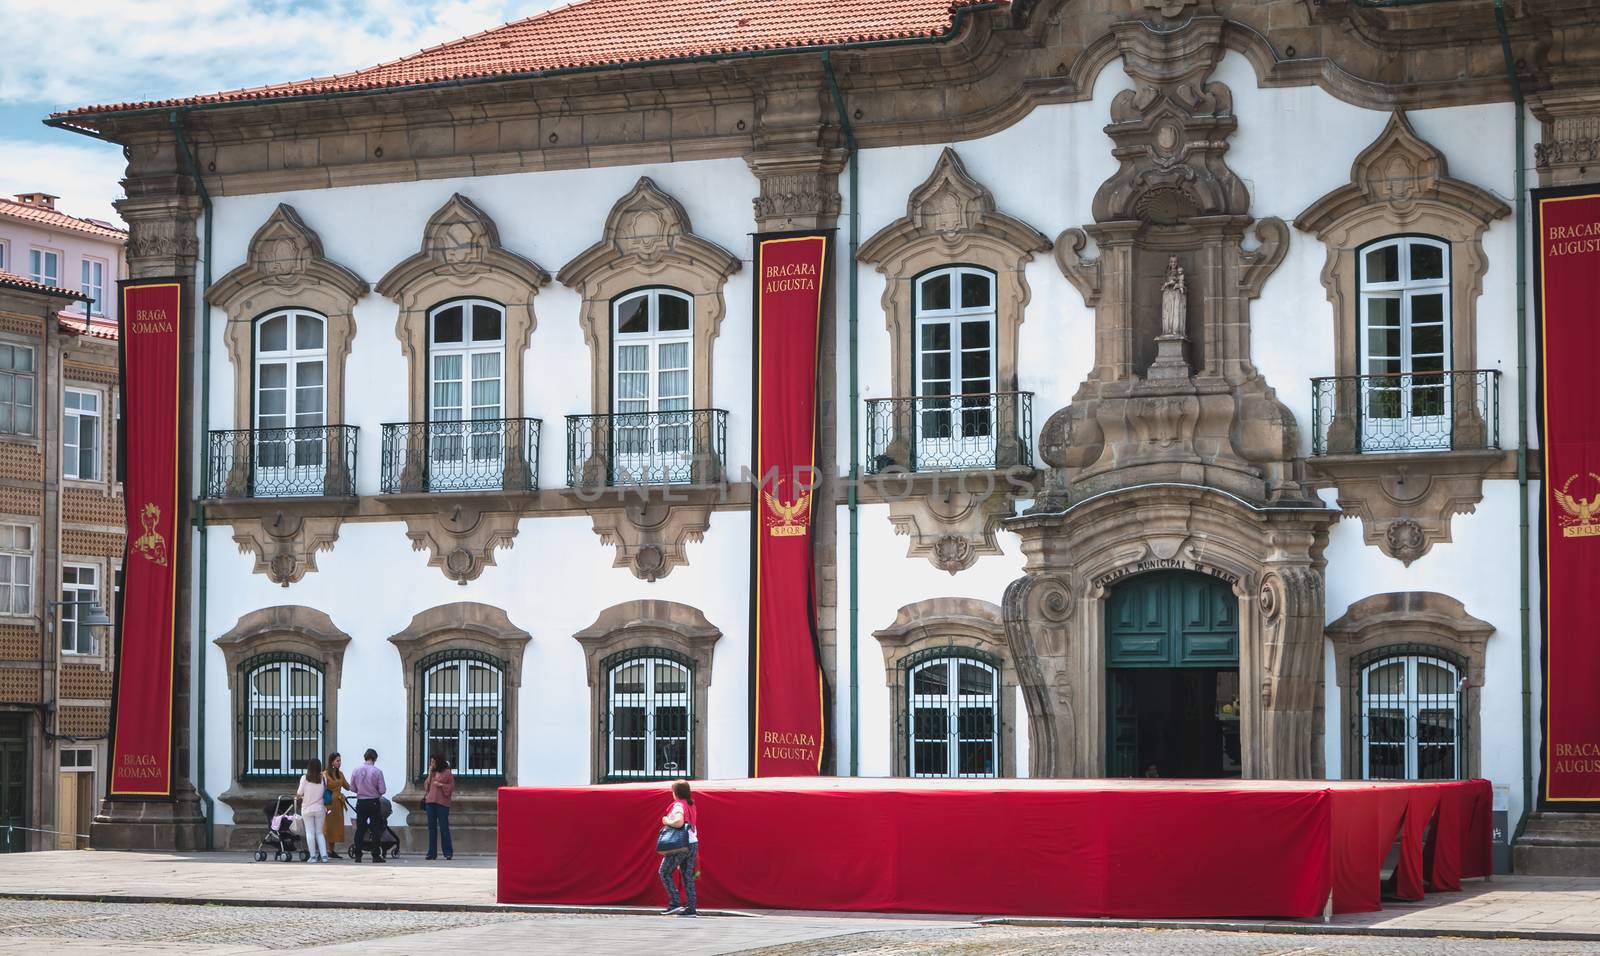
230,510,345,587
401,505,521,585
587,497,714,582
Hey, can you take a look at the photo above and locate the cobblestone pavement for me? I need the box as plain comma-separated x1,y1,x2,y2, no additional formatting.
737,926,1600,955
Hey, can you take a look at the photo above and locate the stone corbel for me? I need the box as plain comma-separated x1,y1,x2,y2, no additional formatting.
1237,217,1289,299
1054,228,1103,307
402,505,521,584
886,488,1013,575
1309,450,1501,566
588,497,713,582
231,511,344,587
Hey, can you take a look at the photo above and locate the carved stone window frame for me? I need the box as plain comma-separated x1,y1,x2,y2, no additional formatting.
387,602,530,793
858,148,1051,399
212,605,350,846
557,177,741,416
1295,112,1510,381
208,204,368,432
573,600,722,783
1326,591,1494,780
871,597,1017,778
376,194,549,422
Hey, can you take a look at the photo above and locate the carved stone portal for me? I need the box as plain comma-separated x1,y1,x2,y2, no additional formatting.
402,506,521,585
588,497,714,582
231,511,345,587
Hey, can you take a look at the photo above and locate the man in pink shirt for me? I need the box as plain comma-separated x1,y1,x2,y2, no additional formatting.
349,748,387,863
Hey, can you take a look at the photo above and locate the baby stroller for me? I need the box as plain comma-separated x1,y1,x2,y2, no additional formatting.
349,795,403,861
253,795,310,862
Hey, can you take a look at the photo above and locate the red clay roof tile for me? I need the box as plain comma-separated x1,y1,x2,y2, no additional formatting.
56,0,1006,120
0,198,127,241
0,268,91,301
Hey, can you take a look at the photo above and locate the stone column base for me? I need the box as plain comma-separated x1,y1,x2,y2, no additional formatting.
1514,813,1600,876
90,788,207,851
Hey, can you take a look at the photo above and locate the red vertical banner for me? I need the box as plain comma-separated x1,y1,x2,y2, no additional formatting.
1536,187,1600,808
109,279,184,798
750,233,831,777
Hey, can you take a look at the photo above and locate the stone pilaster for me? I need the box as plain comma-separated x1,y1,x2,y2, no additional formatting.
1532,90,1600,188
91,160,208,850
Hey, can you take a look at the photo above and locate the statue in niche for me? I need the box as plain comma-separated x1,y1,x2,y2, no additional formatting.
1160,256,1187,339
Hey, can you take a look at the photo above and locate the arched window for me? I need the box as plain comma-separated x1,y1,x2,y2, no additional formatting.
1355,645,1463,780
242,654,324,776
603,648,693,781
913,266,997,469
427,299,506,487
904,648,1000,778
418,650,504,779
1358,236,1451,450
611,288,693,483
254,309,326,495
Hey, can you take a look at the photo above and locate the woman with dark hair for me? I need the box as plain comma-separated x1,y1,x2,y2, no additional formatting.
295,756,329,862
323,752,350,858
423,752,455,861
658,779,699,917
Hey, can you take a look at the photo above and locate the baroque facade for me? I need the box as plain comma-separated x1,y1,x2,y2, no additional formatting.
48,0,1600,860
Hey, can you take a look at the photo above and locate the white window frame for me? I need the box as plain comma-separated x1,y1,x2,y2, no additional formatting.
1360,653,1462,781
604,652,693,781
0,522,34,617
63,387,102,482
59,746,94,771
59,563,99,656
421,654,505,778
912,266,998,467
243,657,325,776
253,309,328,495
0,342,36,437
610,288,694,483
427,299,507,486
80,258,107,316
0,240,9,273
28,247,61,288
907,653,1001,779
1357,236,1452,451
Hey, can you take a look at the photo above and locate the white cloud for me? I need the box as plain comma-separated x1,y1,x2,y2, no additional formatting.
0,0,553,108
0,138,126,224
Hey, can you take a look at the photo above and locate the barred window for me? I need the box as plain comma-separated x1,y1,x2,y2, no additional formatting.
419,651,504,778
604,649,692,781
242,655,324,776
904,648,1000,778
1355,645,1463,781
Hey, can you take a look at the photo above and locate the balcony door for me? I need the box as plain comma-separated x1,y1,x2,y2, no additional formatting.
1359,237,1450,451
253,310,326,496
428,300,506,489
611,289,692,483
913,267,996,470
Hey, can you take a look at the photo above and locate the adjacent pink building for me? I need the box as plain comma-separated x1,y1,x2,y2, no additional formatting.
0,193,126,333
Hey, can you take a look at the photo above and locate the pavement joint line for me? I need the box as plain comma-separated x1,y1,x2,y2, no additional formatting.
0,891,755,919
980,916,1600,943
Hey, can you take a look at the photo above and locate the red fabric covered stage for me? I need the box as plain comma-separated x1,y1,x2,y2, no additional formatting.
497,777,1491,919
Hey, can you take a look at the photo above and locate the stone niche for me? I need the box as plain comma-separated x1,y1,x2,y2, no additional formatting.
1004,18,1337,781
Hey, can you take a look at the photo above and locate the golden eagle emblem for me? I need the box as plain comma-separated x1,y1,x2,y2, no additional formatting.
764,490,811,538
133,502,169,566
1556,473,1600,539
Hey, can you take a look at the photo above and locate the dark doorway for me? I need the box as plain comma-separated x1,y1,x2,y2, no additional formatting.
0,713,28,852
1105,570,1241,778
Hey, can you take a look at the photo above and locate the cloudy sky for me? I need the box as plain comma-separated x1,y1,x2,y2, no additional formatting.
0,0,565,223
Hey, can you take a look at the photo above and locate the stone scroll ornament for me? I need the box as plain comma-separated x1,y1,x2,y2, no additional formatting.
748,233,832,776
109,280,185,798
1534,184,1600,807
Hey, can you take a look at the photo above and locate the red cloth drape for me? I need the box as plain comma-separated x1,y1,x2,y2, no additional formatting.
499,778,1490,918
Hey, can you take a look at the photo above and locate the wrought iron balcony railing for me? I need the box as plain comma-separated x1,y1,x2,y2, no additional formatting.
566,409,727,488
205,425,358,498
1312,369,1500,456
866,391,1033,475
380,418,541,493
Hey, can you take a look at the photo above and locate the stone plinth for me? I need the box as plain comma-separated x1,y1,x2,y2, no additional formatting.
1515,813,1600,876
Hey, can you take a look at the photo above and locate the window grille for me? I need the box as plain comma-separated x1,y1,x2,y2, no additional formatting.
602,648,693,781
1351,644,1465,781
240,653,324,777
899,646,1001,779
417,649,505,779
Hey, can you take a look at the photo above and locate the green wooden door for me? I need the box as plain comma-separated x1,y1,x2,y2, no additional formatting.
1108,671,1139,777
1106,571,1238,668
0,736,25,853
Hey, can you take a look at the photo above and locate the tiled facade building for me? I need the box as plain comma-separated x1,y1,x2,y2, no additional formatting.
45,0,1600,868
0,192,126,851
